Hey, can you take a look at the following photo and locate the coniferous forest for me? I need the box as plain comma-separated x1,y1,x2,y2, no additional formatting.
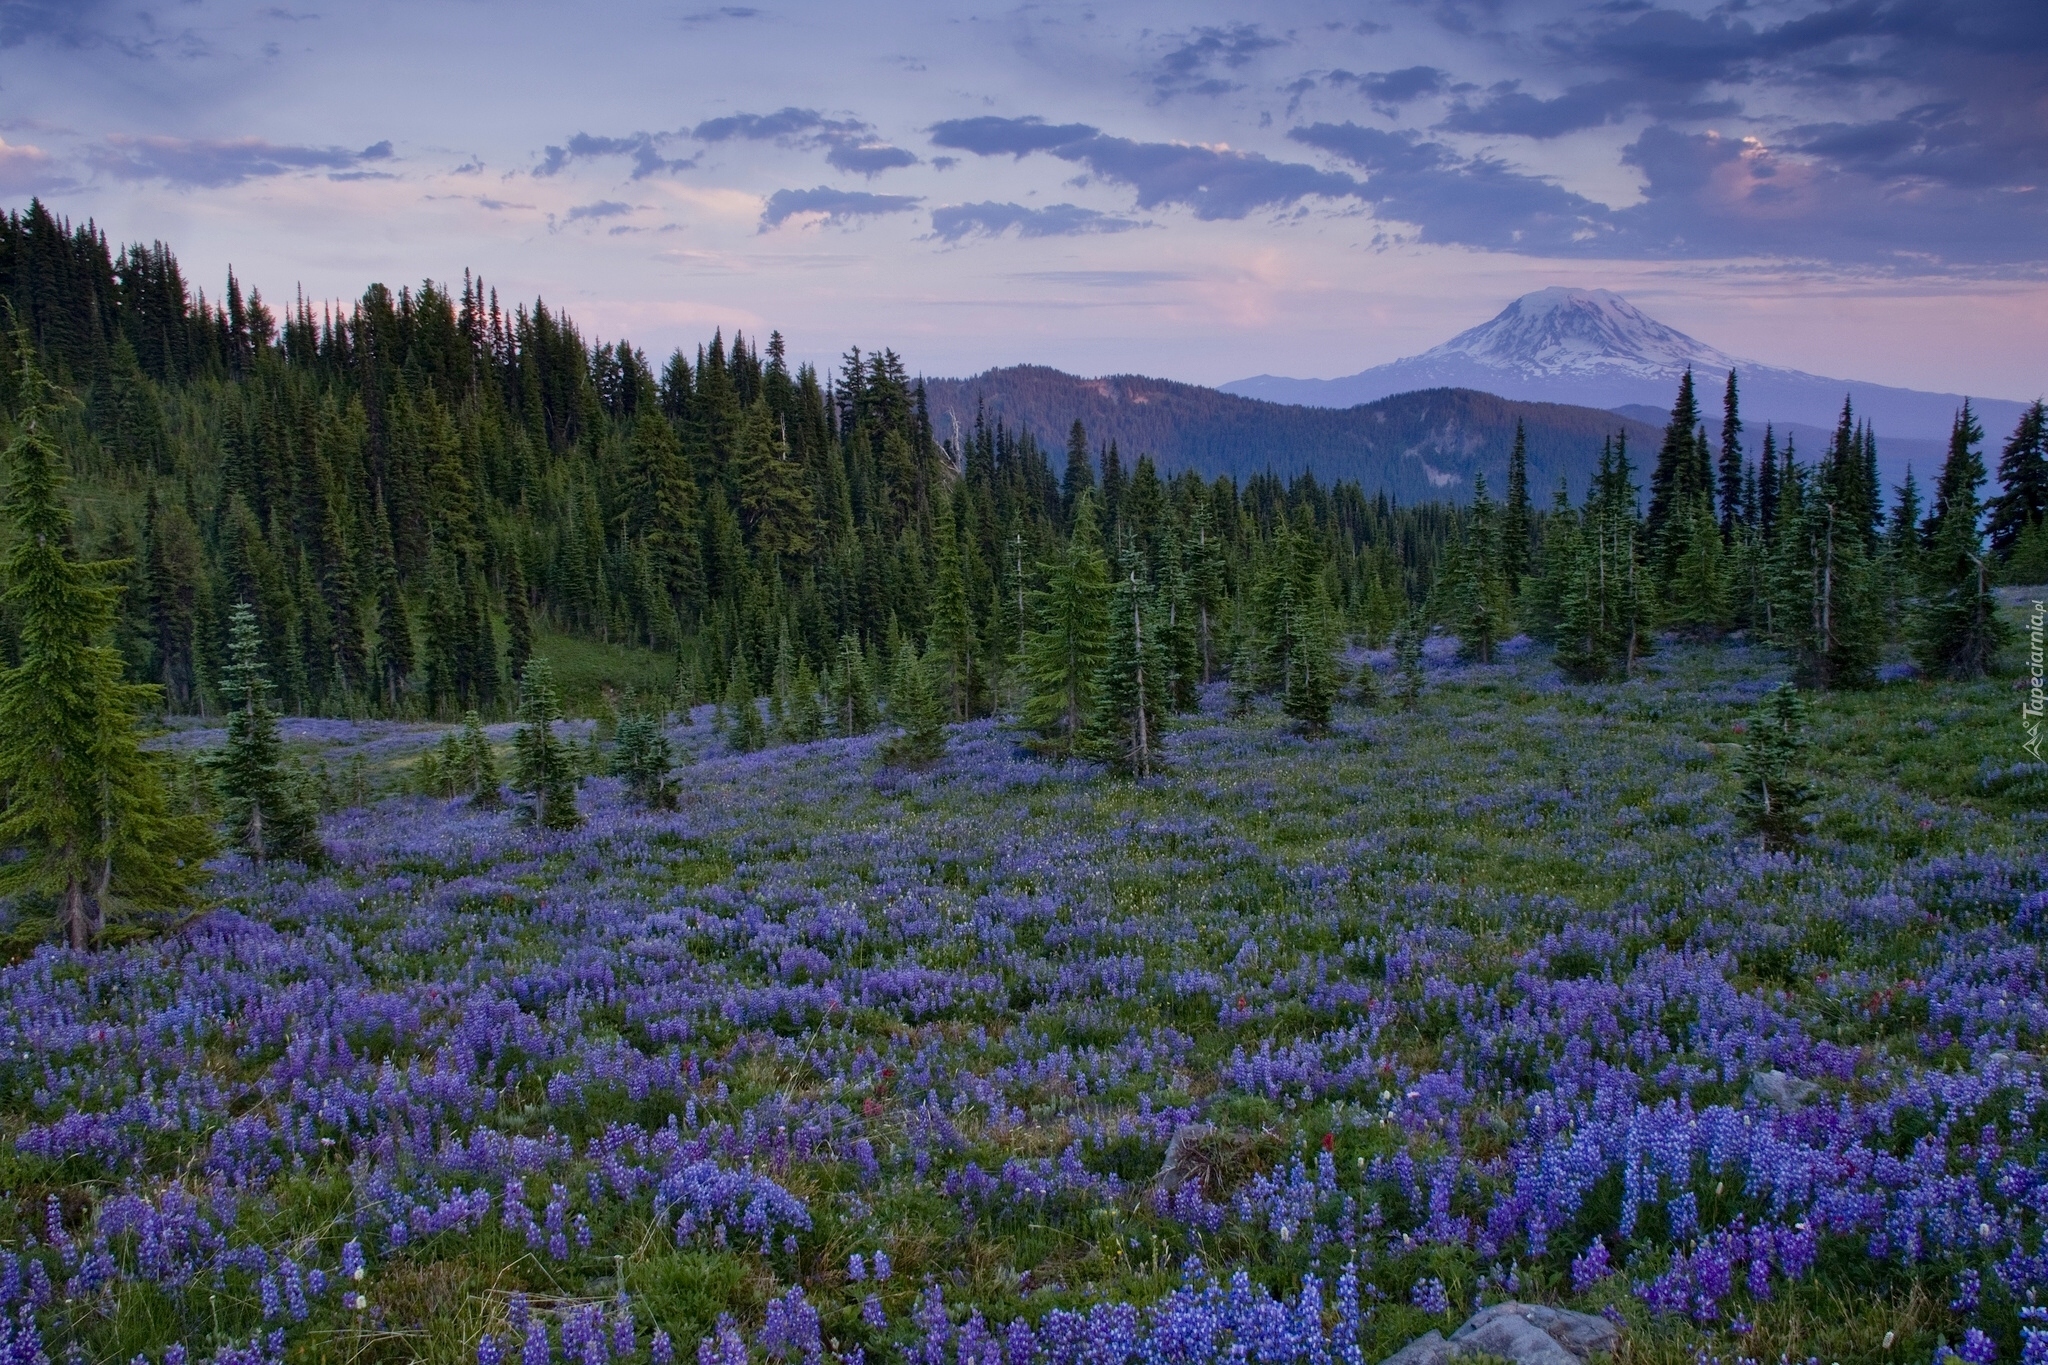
1,200,2046,1365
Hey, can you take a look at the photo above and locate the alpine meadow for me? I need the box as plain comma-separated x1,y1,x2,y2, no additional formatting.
1,44,2046,1365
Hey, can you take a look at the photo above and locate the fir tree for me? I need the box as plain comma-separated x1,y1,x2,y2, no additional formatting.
1501,421,1531,593
1394,612,1426,710
1989,400,2048,562
458,709,502,808
784,657,825,743
1664,496,1732,638
1735,683,1811,851
1554,436,1650,682
612,705,677,809
1022,495,1110,756
725,651,765,752
929,491,975,720
829,633,876,737
504,549,534,684
1227,634,1258,718
1085,550,1167,776
1772,449,1885,690
0,340,211,948
1278,515,1340,732
881,642,946,766
1350,654,1381,709
1757,426,1781,545
513,657,580,830
1446,475,1508,663
1061,419,1094,525
1647,367,1703,562
1157,523,1202,711
209,601,323,864
1913,409,2007,680
1717,370,1744,541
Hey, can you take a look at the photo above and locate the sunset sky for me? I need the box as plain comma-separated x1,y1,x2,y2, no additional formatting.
4,0,2043,397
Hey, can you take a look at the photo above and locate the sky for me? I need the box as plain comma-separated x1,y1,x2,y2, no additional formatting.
2,0,2044,398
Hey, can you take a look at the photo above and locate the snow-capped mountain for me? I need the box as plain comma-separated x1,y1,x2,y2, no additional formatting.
1223,288,2028,442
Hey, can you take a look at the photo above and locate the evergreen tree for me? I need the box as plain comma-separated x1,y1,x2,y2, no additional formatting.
1772,449,1885,690
1501,421,1531,593
829,633,876,737
725,651,765,752
1278,514,1340,731
1157,523,1202,711
1554,436,1651,682
209,601,322,864
0,340,211,948
1085,550,1167,776
612,705,677,809
1061,419,1094,525
784,656,825,743
1757,426,1780,545
1735,683,1811,851
458,709,502,808
513,657,580,830
504,549,534,684
1989,400,2048,562
1647,367,1703,562
1717,369,1744,541
1393,612,1426,710
1445,475,1508,663
1022,495,1110,756
1350,654,1381,708
1664,496,1732,638
1227,634,1258,718
1913,409,2007,680
929,491,975,720
881,642,946,766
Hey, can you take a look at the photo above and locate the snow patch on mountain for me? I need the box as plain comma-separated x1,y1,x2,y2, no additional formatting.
1420,288,1744,381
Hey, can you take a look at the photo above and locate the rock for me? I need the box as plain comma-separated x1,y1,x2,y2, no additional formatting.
1452,1303,1620,1361
1747,1069,1819,1111
1378,1331,1457,1365
1153,1122,1217,1192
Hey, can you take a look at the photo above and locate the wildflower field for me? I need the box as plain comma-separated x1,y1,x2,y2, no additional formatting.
1,636,2043,1365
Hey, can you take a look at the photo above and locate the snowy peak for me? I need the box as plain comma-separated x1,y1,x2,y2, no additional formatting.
1424,288,1743,381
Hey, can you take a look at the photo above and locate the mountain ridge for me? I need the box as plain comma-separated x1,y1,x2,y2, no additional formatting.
921,365,1662,503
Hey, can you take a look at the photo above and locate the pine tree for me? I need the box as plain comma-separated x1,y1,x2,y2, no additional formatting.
1735,683,1811,851
1717,369,1744,541
209,601,323,864
1501,421,1531,594
1664,496,1732,638
458,709,502,808
1394,612,1426,710
725,651,765,752
513,657,580,830
1227,634,1258,718
0,340,211,948
828,633,876,737
881,642,946,766
612,704,677,809
1022,495,1110,756
1913,409,2007,680
1084,549,1167,776
1989,400,2048,562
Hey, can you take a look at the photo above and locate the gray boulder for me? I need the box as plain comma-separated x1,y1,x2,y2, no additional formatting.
1747,1069,1819,1111
1378,1331,1457,1365
1452,1303,1619,1361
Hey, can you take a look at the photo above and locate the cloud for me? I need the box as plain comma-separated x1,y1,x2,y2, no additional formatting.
536,132,692,179
1436,77,1735,139
1011,270,1195,287
1151,22,1284,100
929,201,1142,242
1329,65,1449,106
0,135,67,194
565,199,633,222
931,114,1361,220
92,136,392,187
759,185,920,230
680,6,759,23
927,117,1099,158
692,107,917,177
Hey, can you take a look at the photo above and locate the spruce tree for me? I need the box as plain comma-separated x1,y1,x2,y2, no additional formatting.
1501,421,1531,593
1227,634,1258,718
1085,550,1167,776
1913,410,2007,680
725,651,765,752
612,705,677,809
1735,682,1811,851
210,601,322,865
1989,400,2048,562
881,642,946,766
1022,494,1110,756
0,341,212,948
459,709,502,808
1717,370,1744,541
513,657,580,830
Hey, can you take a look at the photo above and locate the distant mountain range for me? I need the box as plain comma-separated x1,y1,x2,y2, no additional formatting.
1222,288,2034,444
921,367,1661,503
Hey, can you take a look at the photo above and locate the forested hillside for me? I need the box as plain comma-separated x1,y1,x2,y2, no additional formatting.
921,365,1664,500
0,201,1463,720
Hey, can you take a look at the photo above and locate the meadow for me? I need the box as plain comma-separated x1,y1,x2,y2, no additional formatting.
0,629,2043,1365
